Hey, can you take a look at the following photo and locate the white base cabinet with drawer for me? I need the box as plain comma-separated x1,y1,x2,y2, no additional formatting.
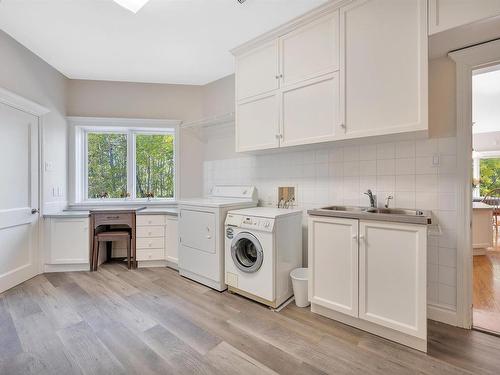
308,216,427,352
44,217,90,272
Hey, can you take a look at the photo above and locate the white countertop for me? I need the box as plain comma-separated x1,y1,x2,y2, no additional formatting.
43,206,178,218
473,202,494,210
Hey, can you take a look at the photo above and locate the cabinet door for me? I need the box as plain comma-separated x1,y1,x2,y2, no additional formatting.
281,73,340,147
236,92,280,152
358,220,427,339
308,216,359,317
429,0,500,35
48,218,89,264
340,0,427,138
280,11,339,87
236,41,279,101
166,217,179,265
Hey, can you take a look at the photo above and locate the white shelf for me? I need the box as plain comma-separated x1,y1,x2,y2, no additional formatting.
180,112,235,129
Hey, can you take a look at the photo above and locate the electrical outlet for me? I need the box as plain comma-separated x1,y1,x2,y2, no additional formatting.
432,154,440,166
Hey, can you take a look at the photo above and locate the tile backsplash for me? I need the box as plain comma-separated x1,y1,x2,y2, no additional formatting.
203,136,458,311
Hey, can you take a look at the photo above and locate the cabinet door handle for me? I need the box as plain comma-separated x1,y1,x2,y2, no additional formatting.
359,235,365,241
275,75,279,79
352,234,358,240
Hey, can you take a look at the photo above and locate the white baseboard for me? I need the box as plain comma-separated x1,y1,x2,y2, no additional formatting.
138,260,168,268
44,263,89,273
428,304,458,326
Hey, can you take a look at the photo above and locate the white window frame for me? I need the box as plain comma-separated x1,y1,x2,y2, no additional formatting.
68,117,181,205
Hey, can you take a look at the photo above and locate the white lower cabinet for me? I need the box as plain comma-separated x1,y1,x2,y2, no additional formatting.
165,217,179,267
44,217,90,271
308,216,358,317
308,216,427,351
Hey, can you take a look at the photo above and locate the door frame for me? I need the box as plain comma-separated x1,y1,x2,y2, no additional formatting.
0,86,50,276
449,39,500,329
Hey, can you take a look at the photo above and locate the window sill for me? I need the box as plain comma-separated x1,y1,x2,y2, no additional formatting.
69,200,178,210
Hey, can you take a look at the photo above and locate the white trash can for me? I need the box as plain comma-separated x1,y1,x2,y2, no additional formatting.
290,268,310,307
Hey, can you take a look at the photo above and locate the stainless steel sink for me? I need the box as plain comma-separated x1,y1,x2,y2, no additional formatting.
321,205,368,212
365,208,425,216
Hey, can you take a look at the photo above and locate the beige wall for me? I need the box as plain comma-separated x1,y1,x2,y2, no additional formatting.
66,79,206,199
0,30,68,211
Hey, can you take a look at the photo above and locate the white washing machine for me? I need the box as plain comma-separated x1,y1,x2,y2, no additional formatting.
224,207,303,308
178,186,257,291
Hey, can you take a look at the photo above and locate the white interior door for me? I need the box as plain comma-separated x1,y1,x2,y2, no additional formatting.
0,101,40,293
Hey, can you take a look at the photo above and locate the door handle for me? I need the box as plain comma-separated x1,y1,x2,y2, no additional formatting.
31,208,39,214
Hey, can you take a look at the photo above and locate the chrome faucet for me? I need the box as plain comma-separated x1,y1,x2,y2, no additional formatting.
385,195,394,208
364,189,376,208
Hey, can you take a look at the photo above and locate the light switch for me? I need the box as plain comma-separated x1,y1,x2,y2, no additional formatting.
432,154,440,166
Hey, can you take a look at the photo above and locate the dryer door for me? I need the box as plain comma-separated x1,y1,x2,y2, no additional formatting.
231,232,264,273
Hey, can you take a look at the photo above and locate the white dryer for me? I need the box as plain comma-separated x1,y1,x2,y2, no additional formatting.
178,186,257,291
224,207,303,308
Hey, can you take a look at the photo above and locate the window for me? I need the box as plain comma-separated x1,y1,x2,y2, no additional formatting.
71,118,179,202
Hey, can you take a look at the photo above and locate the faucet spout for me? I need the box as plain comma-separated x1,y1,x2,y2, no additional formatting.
364,189,376,208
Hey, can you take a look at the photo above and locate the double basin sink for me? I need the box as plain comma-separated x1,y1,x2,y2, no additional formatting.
308,205,431,225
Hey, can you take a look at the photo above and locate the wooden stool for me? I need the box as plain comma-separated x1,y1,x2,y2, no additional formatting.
92,231,131,271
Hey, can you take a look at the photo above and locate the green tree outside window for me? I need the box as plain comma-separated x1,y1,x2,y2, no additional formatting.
480,158,500,197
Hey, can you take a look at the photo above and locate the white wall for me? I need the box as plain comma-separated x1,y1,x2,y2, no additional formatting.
66,79,205,199
0,30,68,212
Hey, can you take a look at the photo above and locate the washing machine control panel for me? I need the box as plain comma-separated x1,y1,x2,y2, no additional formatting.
225,214,275,232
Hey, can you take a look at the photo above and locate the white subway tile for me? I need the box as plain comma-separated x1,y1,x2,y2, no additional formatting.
359,160,377,176
416,139,438,157
315,163,329,179
415,192,438,210
316,150,329,163
359,145,377,160
438,137,457,156
428,245,439,265
394,192,415,208
377,143,395,159
343,161,360,177
438,155,457,175
415,157,438,175
395,158,416,175
438,283,457,307
415,174,438,192
344,146,360,161
428,264,438,283
438,174,456,193
396,141,416,158
329,148,344,163
438,247,457,268
376,175,395,192
329,162,343,178
438,265,456,287
377,159,396,176
395,175,415,192
438,192,456,211
360,176,377,193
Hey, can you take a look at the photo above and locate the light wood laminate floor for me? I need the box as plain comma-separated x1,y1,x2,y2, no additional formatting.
473,232,500,333
1,263,500,375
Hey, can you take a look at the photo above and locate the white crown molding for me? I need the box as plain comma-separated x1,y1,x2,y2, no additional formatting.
0,87,50,116
66,116,181,128
231,0,350,56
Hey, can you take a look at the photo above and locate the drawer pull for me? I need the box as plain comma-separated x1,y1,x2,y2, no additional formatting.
106,216,120,220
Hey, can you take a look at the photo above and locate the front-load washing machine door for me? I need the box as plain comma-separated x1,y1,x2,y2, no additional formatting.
231,232,263,273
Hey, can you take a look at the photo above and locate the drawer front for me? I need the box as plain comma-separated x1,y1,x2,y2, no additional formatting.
137,225,165,238
137,215,165,226
136,248,165,261
137,237,164,249
93,213,133,226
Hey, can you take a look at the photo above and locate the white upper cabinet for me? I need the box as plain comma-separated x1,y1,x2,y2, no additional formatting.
281,73,340,147
340,0,428,139
429,0,500,35
236,41,279,101
280,12,339,87
232,1,428,152
236,92,280,152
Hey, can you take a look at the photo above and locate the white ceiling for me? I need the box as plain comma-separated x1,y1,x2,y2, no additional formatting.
0,0,328,85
